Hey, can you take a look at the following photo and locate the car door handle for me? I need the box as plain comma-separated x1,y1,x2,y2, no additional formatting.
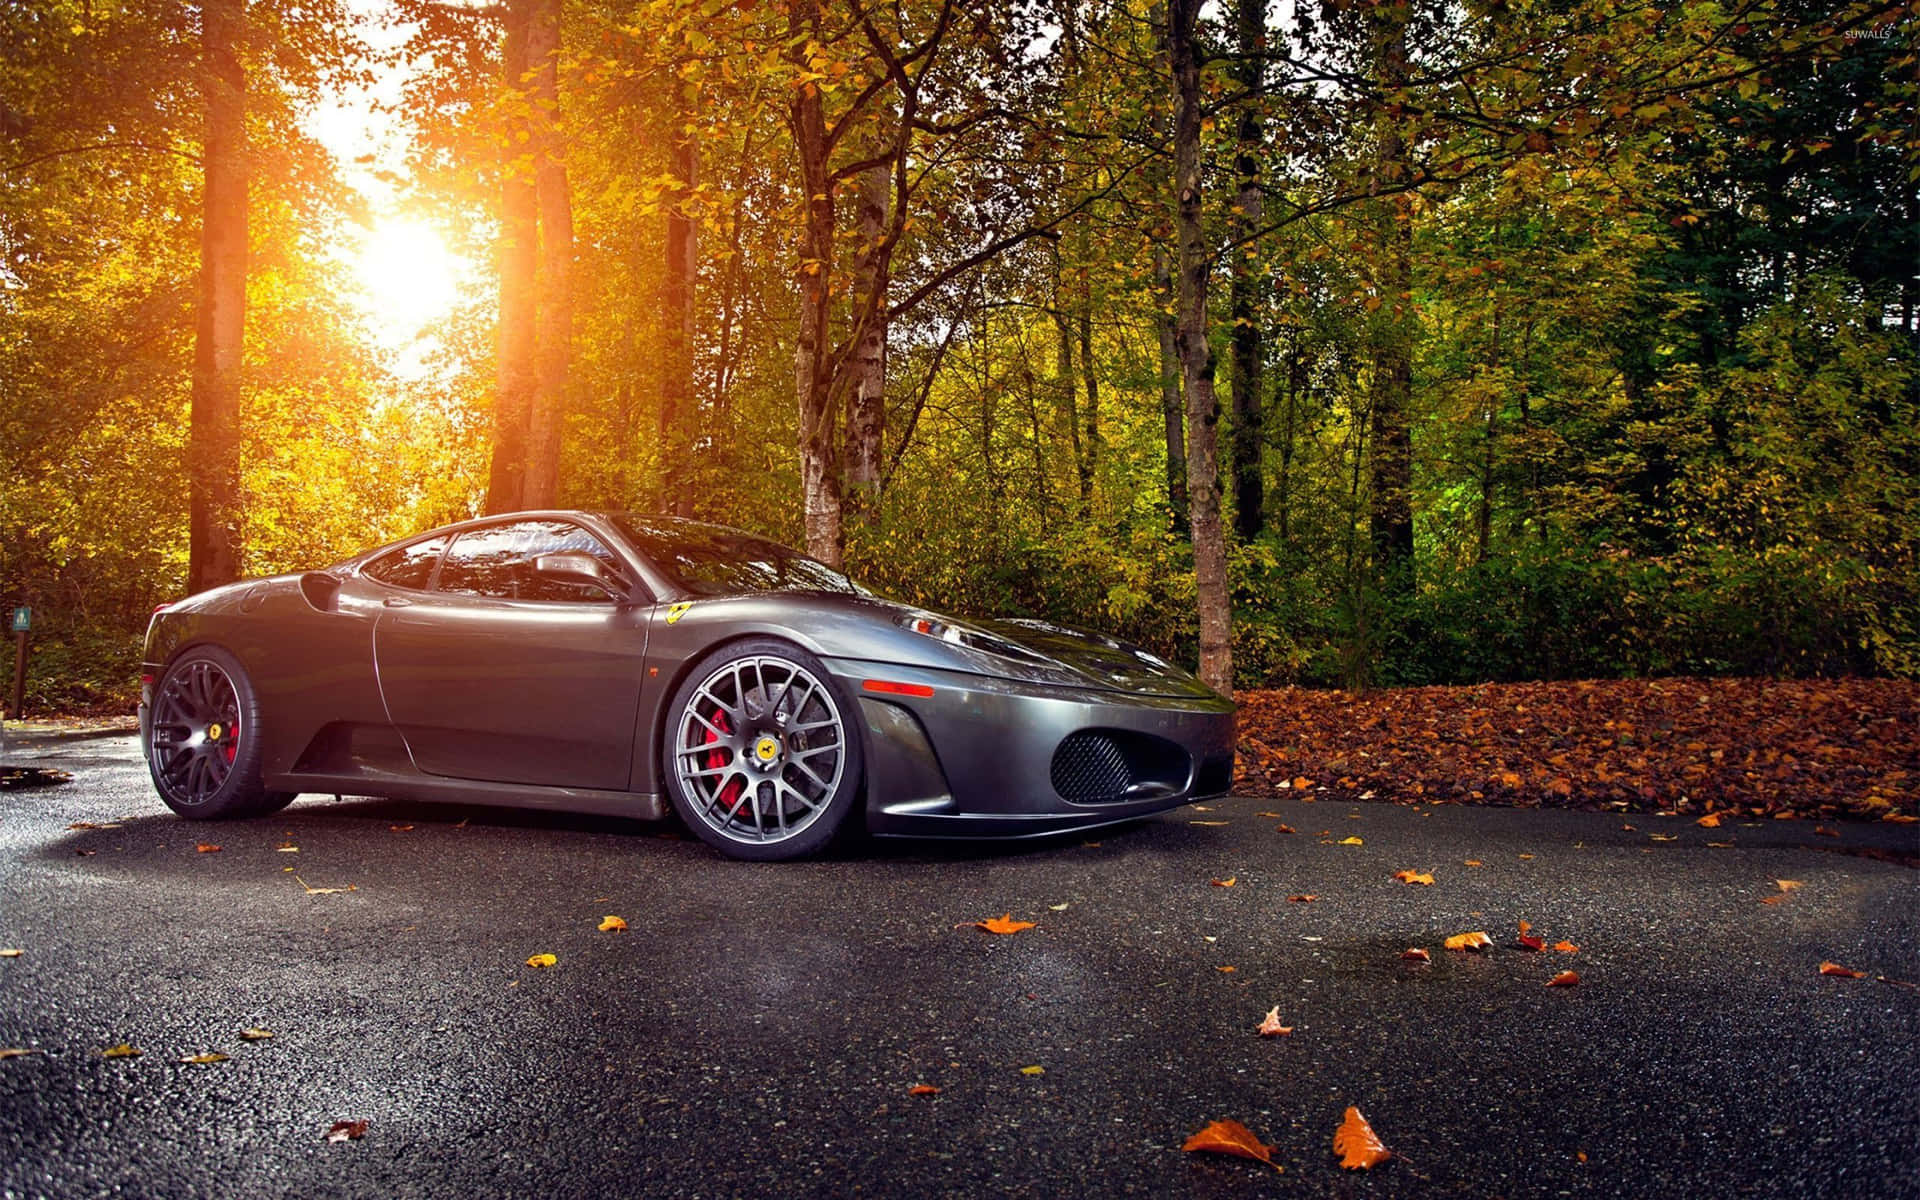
383,596,413,608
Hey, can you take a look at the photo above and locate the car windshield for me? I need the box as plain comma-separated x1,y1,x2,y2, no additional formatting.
609,514,863,598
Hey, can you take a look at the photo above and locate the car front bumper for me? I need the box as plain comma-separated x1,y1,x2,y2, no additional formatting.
825,658,1236,839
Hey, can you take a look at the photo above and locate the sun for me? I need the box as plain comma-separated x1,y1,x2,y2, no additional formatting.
350,217,469,364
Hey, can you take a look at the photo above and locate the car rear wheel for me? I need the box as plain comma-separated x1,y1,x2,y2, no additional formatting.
147,646,294,819
663,639,864,861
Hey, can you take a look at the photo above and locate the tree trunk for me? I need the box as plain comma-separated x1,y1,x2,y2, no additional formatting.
1052,260,1083,509
1154,245,1187,533
188,0,247,594
1169,0,1232,694
1366,5,1414,594
487,1,537,515
522,0,571,508
1076,254,1100,511
844,162,889,518
787,2,842,565
659,67,699,516
1227,0,1265,541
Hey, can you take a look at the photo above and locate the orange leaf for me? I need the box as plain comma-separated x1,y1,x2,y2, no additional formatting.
1401,948,1430,962
1216,965,1237,973
1287,894,1318,903
1444,931,1492,952
324,1119,368,1143
1256,1006,1293,1036
908,1084,940,1096
389,824,414,832
1759,895,1785,905
1211,877,1237,888
1183,1119,1284,1173
1518,935,1545,952
1553,941,1580,953
1814,826,1839,837
1546,970,1580,987
1775,879,1802,892
1333,1106,1391,1170
1256,811,1284,818
196,844,222,854
1696,814,1721,828
1464,859,1484,867
1275,824,1297,834
1337,836,1364,846
976,913,1035,935
1392,870,1434,886
1518,920,1532,935
1290,777,1313,790
1819,961,1866,978
597,915,627,932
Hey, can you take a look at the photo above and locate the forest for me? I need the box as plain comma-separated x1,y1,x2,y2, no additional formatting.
1,0,1915,713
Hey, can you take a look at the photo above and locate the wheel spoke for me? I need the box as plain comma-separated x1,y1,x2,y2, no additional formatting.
674,653,846,847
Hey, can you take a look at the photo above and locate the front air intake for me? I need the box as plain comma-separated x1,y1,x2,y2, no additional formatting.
1050,729,1192,805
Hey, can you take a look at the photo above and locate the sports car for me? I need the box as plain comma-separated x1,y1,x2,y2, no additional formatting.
138,511,1236,860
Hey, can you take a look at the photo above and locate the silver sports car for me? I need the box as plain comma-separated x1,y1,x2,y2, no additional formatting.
138,511,1236,860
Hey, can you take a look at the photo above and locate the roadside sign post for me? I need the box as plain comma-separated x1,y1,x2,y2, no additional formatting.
9,607,28,721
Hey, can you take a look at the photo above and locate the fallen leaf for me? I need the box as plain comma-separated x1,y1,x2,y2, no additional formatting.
1621,824,1637,832
1775,880,1802,892
1814,826,1839,838
1333,1106,1391,1170
294,876,356,895
598,915,628,932
1759,895,1785,905
1401,948,1431,962
1392,870,1434,886
276,844,298,853
101,1044,141,1058
1256,1006,1293,1036
1696,814,1721,828
1190,820,1231,827
1274,824,1297,834
1648,834,1677,843
908,1084,940,1096
0,1048,40,1059
1019,1065,1045,1075
1211,877,1237,888
1291,777,1313,790
1183,1118,1285,1174
1287,894,1318,903
1256,811,1284,818
1518,920,1532,935
239,1029,274,1041
526,953,558,968
1518,935,1545,952
1818,961,1866,978
975,913,1035,935
1546,970,1581,987
1445,932,1492,952
389,824,414,832
1518,853,1535,859
1554,941,1580,953
1337,836,1363,846
66,821,120,830
0,949,21,958
1463,859,1483,867
1216,965,1237,973
1885,814,1919,824
1048,902,1069,911
196,844,222,854
325,1120,368,1143
179,1052,229,1064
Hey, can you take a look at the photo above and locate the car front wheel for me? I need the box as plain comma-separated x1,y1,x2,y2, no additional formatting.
146,645,293,819
662,639,864,861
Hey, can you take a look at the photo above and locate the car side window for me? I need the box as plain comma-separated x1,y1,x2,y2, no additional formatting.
362,535,448,590
437,520,624,603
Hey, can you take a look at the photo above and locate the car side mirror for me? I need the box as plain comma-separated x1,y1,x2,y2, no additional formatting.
533,551,627,599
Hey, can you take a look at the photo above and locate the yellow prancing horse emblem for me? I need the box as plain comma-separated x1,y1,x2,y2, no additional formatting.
665,602,694,624
754,735,780,762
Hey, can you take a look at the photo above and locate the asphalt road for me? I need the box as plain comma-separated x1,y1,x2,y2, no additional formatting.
1,733,1916,1199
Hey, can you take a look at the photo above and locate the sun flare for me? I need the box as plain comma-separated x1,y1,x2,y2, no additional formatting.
350,217,467,350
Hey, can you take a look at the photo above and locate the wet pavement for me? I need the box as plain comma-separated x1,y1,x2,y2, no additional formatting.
2,733,1916,1198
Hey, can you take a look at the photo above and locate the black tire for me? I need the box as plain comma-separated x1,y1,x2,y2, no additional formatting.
146,645,294,819
661,638,865,861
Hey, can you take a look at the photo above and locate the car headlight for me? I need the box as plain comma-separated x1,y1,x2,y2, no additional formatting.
897,613,1053,667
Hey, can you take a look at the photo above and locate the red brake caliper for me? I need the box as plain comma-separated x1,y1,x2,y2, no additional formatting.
702,708,742,811
225,718,238,764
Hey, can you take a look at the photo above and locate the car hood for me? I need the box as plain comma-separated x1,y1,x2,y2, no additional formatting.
966,615,1222,700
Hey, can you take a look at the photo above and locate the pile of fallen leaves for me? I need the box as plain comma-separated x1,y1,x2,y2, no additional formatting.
1233,677,1917,821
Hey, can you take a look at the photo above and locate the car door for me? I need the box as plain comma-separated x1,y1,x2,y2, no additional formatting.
373,518,651,790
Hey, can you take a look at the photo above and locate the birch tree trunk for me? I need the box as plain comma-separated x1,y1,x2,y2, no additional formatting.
659,68,699,516
1169,0,1232,694
844,162,889,518
188,0,247,593
788,0,843,565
